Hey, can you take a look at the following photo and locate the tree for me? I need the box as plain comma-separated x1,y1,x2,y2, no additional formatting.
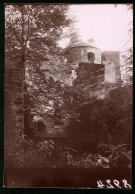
5,4,71,71
120,4,133,84
5,4,74,134
68,31,81,46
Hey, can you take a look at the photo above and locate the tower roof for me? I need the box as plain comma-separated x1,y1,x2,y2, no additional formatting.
65,41,100,50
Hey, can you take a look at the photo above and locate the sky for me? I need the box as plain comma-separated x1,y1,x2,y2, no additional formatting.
59,4,133,51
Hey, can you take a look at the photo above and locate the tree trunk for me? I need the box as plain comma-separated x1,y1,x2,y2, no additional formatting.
21,49,25,80
21,49,27,136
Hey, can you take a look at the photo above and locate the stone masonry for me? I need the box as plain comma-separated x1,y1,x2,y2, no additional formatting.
65,42,121,85
5,59,24,141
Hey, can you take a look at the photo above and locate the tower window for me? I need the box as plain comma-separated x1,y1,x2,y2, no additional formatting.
87,52,95,63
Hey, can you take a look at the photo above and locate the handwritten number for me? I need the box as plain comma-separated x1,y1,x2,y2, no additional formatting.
97,180,105,188
113,180,121,188
106,179,114,188
97,179,131,189
122,179,131,189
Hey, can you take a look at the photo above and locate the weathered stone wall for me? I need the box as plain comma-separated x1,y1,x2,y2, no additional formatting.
102,51,121,84
66,46,101,64
69,61,132,146
104,84,132,145
73,62,105,102
74,100,110,145
68,62,108,145
5,59,24,139
5,59,24,168
86,47,101,64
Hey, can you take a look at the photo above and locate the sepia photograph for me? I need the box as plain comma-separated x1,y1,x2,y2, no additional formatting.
4,3,133,188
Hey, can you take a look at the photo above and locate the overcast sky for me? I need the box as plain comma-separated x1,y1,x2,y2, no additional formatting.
59,4,133,51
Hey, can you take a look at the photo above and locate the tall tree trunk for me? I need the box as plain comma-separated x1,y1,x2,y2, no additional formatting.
21,49,25,80
21,47,27,136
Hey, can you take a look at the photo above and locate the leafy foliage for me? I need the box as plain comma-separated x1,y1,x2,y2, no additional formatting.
120,4,133,84
5,130,131,168
5,4,76,124
5,4,71,63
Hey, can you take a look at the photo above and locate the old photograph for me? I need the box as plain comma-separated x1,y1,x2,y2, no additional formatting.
4,3,133,188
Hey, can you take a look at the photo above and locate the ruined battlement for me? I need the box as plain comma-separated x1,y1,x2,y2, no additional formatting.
65,42,121,85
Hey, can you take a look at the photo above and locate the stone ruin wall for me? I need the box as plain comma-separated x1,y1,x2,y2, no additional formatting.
74,63,105,101
5,59,24,161
86,47,101,64
102,51,122,85
71,60,132,145
70,62,109,144
66,46,121,86
66,46,101,64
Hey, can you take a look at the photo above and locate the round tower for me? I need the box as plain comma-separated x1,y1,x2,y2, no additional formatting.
65,42,102,64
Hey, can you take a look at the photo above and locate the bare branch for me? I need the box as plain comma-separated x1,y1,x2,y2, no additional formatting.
21,8,25,46
8,26,22,45
25,14,30,44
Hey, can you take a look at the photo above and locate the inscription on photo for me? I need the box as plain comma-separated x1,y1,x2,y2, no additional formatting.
97,179,131,189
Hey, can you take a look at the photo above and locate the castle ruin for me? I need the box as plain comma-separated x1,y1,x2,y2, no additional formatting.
65,41,122,86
